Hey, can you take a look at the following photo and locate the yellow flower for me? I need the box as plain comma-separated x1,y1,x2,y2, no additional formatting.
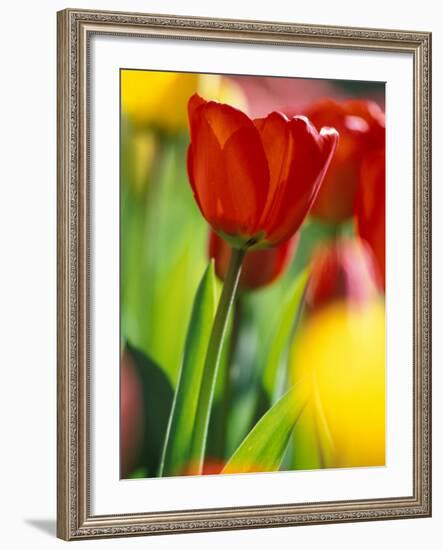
290,300,385,468
198,74,246,111
121,71,246,133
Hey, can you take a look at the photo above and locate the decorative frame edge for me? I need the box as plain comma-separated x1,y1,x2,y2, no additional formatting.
57,8,432,541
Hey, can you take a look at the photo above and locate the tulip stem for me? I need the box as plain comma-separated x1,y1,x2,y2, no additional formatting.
220,297,242,457
190,246,246,474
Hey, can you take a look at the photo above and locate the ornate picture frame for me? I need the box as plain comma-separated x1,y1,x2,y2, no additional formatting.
57,8,431,540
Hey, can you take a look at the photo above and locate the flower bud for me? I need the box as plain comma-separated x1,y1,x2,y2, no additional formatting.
355,149,386,290
305,239,380,313
299,99,385,223
209,231,298,290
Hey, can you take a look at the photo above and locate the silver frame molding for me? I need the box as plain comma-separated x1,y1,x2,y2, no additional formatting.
57,8,432,540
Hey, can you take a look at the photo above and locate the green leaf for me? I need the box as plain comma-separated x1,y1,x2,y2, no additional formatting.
262,269,309,401
149,241,203,387
159,262,217,476
125,343,174,477
291,404,323,470
121,134,208,387
291,391,335,470
205,310,233,460
128,467,149,479
222,387,305,474
226,383,270,459
189,248,245,474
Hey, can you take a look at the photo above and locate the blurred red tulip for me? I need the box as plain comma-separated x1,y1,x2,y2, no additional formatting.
298,99,385,223
355,149,386,289
182,458,267,476
187,93,338,249
306,239,380,313
120,349,145,478
229,75,339,119
208,231,298,290
180,458,225,476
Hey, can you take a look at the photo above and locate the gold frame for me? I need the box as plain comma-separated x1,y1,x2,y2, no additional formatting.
57,8,432,540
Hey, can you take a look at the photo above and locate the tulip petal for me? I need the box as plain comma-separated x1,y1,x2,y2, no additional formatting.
186,144,204,214
209,230,297,290
304,98,385,222
254,112,293,223
188,93,210,150
188,93,206,126
208,231,232,285
203,99,256,147
355,150,386,288
264,118,338,244
343,99,386,131
220,125,270,235
188,93,270,237
188,111,228,228
186,93,339,246
239,236,295,289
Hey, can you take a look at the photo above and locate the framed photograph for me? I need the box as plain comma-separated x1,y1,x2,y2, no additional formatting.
57,8,432,540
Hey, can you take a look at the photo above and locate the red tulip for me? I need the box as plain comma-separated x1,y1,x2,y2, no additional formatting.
187,93,338,249
355,149,386,289
180,458,225,476
306,239,380,313
120,349,144,478
208,230,298,290
300,99,385,223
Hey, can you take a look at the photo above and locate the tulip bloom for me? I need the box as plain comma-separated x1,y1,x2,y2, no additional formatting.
305,239,380,313
355,149,386,289
300,99,385,223
209,230,298,290
180,459,225,476
187,93,338,249
186,94,337,475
